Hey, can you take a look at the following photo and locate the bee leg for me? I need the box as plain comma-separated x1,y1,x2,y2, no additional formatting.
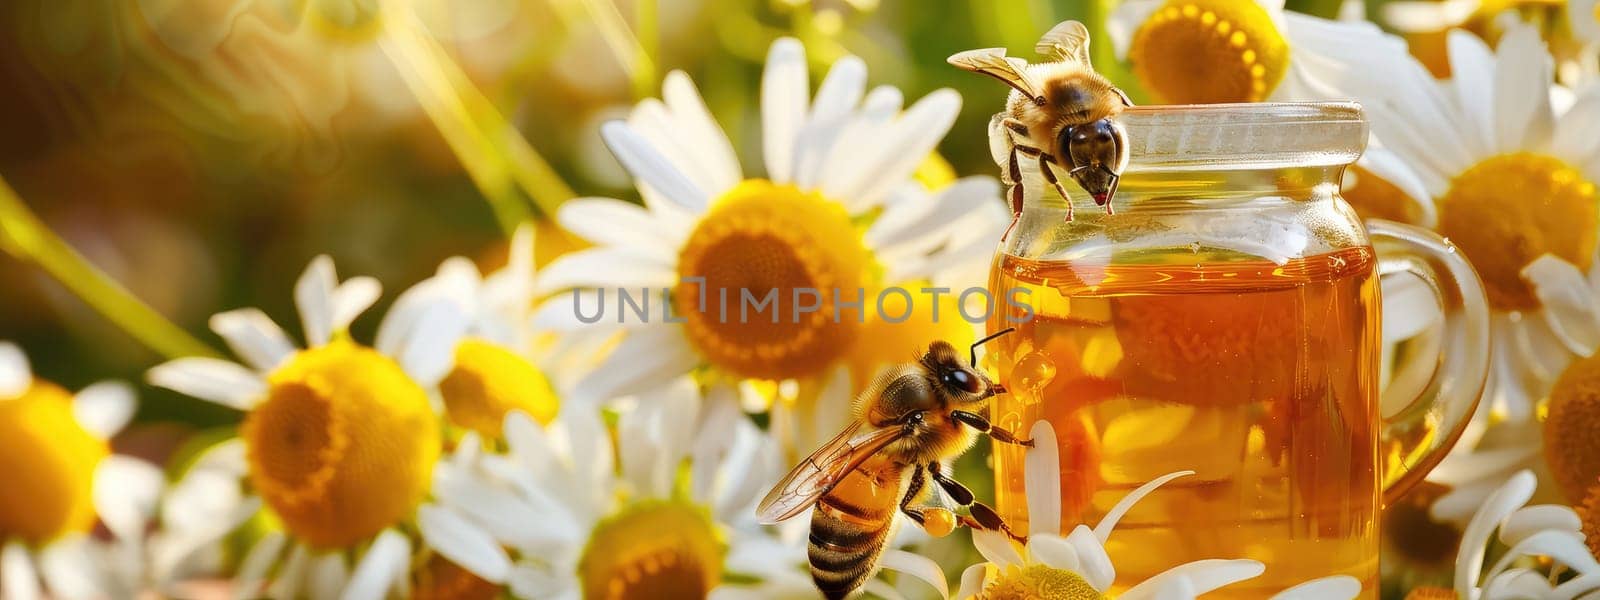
898,465,957,537
962,501,1029,544
950,409,1034,447
1035,152,1074,222
1006,146,1025,216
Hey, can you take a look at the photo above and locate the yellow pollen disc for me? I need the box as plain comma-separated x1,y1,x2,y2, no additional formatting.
0,382,108,545
1383,482,1461,569
1437,153,1599,310
675,180,869,381
1544,352,1600,503
1582,482,1600,562
244,341,441,549
438,339,559,437
412,553,502,600
578,500,725,600
978,564,1105,600
1129,0,1290,103
1404,586,1459,600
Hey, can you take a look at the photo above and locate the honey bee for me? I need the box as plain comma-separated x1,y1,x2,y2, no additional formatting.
949,20,1133,221
756,329,1030,599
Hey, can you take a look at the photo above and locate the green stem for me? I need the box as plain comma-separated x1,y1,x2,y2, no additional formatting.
1285,0,1345,19
378,0,575,231
0,177,219,360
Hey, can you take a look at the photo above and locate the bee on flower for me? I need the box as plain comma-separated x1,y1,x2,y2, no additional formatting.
146,256,469,597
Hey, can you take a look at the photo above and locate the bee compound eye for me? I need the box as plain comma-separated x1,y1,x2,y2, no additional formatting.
944,369,981,393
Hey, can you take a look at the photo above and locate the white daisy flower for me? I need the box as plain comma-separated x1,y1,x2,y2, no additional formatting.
0,341,156,599
1511,252,1600,508
1449,470,1600,599
1106,0,1409,104
146,255,470,598
417,378,810,599
532,37,1009,414
945,421,1357,600
1321,23,1600,421
383,223,580,439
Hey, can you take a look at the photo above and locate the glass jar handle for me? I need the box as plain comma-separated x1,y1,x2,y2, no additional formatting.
1367,219,1492,504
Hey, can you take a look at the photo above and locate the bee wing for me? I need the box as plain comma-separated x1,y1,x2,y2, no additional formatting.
947,48,1043,103
1035,20,1093,66
755,420,907,524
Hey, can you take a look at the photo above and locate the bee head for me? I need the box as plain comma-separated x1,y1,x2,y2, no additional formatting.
1058,118,1130,206
921,341,996,403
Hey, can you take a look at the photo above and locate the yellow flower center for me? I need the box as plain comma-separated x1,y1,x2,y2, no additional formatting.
1129,0,1290,103
1383,482,1461,569
438,339,559,438
0,382,108,545
1582,482,1600,562
243,341,441,549
1436,153,1599,310
979,564,1105,600
1544,351,1600,503
1404,586,1459,600
412,553,501,600
675,180,869,381
577,500,725,600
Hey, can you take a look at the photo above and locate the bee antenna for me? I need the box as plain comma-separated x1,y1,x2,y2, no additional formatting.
970,328,1016,368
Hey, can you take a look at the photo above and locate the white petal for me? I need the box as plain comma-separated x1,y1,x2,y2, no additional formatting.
93,456,164,542
267,543,310,599
761,37,808,184
234,532,287,600
956,564,990,600
1095,471,1193,542
663,71,742,191
877,550,949,600
1381,0,1479,31
862,578,907,600
417,504,512,583
1554,86,1600,183
37,536,109,600
601,121,708,211
556,197,680,252
1066,524,1116,591
339,530,410,600
307,552,350,600
650,378,701,497
433,461,579,549
793,56,867,190
1486,529,1600,581
1500,505,1583,547
1123,559,1265,600
2,541,41,600
209,309,297,372
1523,254,1600,356
833,89,962,205
970,529,1022,567
395,300,470,387
1447,30,1497,156
330,276,382,334
570,326,699,405
295,255,338,347
0,341,33,398
1107,0,1162,58
531,290,649,332
1269,575,1362,600
1552,573,1600,598
1493,24,1555,153
1027,534,1082,573
73,381,136,439
146,358,265,410
1456,470,1537,594
1024,420,1062,536
561,406,618,516
534,247,677,294
1483,568,1553,599
1357,148,1437,228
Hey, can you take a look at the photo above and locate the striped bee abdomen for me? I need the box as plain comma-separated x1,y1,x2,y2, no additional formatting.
808,496,894,600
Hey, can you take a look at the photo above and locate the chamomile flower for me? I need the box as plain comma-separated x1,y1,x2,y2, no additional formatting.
147,256,468,597
1106,0,1409,103
1326,23,1600,419
951,421,1305,600
384,224,567,438
1450,470,1600,599
416,377,801,599
532,37,1008,414
0,342,155,599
